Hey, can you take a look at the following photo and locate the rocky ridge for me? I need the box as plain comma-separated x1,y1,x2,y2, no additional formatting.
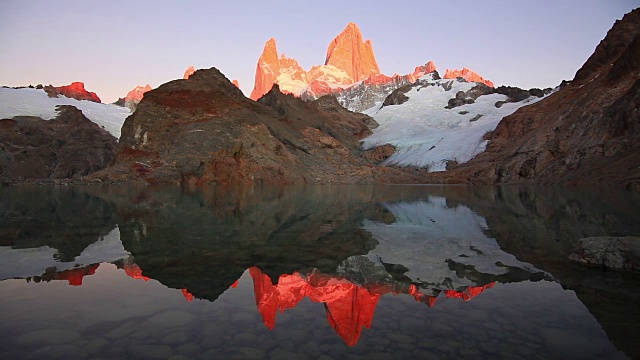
91,67,423,185
249,22,492,113
43,82,101,103
443,68,495,87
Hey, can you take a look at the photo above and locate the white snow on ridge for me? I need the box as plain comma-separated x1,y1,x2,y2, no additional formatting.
0,87,130,139
361,78,547,171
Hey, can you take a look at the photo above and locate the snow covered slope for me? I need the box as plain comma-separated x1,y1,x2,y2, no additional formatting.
0,87,130,139
362,76,548,171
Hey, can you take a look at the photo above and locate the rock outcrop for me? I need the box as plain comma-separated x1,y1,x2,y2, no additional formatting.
569,237,640,272
437,8,640,190
43,82,101,103
115,84,152,110
91,67,422,185
0,105,117,181
183,66,196,79
443,68,495,88
125,84,152,103
325,22,381,83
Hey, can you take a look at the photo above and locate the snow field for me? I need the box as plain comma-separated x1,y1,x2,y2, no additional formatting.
362,78,546,171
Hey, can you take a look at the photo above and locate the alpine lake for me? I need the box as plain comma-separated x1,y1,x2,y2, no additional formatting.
1,184,639,359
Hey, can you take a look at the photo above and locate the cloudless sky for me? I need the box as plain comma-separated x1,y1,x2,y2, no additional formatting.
0,0,637,102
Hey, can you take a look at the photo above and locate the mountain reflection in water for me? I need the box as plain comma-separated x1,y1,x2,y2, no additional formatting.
0,185,638,359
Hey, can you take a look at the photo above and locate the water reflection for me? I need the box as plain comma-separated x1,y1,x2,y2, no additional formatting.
0,184,638,359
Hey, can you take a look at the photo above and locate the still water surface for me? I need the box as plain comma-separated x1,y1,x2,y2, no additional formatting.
1,185,639,359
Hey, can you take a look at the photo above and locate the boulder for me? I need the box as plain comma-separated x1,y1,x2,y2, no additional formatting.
382,85,412,107
569,237,640,272
446,83,496,109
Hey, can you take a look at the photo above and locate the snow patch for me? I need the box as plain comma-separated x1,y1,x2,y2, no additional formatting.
0,87,130,139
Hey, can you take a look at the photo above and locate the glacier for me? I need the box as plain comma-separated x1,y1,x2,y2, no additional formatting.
361,76,548,171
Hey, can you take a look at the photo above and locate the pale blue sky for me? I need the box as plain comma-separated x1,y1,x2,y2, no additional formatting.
0,0,637,102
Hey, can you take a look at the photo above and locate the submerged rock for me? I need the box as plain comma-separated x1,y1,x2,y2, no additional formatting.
569,236,640,272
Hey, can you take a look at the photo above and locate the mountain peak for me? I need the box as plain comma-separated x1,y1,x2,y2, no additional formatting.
325,22,380,82
183,66,196,80
125,84,152,105
345,22,360,30
443,67,495,87
44,81,101,103
249,38,284,100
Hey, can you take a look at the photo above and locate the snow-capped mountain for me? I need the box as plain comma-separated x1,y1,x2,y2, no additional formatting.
0,87,130,138
249,22,494,114
361,74,550,171
310,64,435,113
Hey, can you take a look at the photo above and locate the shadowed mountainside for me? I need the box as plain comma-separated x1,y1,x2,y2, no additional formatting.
435,8,640,190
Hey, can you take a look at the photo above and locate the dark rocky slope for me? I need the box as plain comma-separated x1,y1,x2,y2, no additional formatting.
0,105,117,181
436,8,640,190
92,68,422,185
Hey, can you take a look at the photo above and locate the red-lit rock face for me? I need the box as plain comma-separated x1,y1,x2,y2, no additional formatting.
45,82,101,103
410,61,437,81
250,38,280,100
248,267,380,346
232,79,240,89
124,84,152,104
183,66,196,80
249,24,383,101
249,24,494,103
246,267,494,346
443,68,495,87
123,263,150,281
182,288,194,302
47,264,100,286
325,22,381,83
443,282,495,301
